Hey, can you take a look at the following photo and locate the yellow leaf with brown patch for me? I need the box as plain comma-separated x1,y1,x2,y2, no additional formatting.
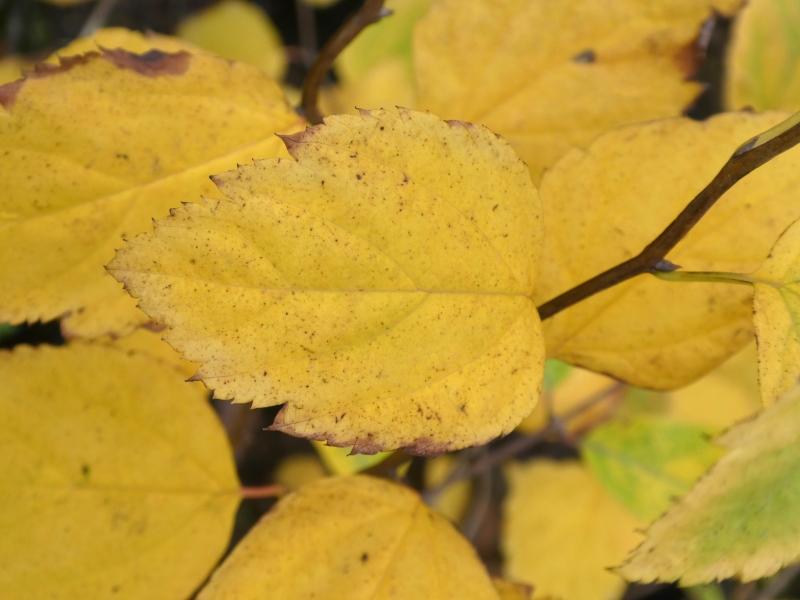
109,107,544,454
198,475,500,600
415,0,741,183
0,49,301,338
536,113,800,389
0,341,239,599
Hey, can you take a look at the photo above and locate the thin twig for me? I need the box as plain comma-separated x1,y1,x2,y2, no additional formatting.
240,484,285,499
461,464,493,541
300,0,390,124
362,449,414,479
423,382,625,503
537,112,800,320
79,0,119,37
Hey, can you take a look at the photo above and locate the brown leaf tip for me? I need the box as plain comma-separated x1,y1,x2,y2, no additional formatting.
0,79,24,110
277,126,322,159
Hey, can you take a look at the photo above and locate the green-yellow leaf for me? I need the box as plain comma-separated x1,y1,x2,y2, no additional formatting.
109,107,545,454
620,387,800,584
415,0,741,182
177,0,286,79
338,0,429,83
536,112,800,389
198,475,500,599
0,48,301,338
582,417,722,521
726,0,800,111
753,217,800,404
503,460,641,600
0,341,239,598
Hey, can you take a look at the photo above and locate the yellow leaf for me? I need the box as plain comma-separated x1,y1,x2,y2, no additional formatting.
752,218,800,404
0,48,301,338
53,27,194,59
198,475,499,599
414,0,739,182
503,461,641,600
726,0,800,111
620,387,800,585
0,341,239,599
321,58,416,116
177,0,286,79
657,344,760,430
425,455,471,522
109,107,545,454
273,454,327,491
109,328,200,376
536,112,800,389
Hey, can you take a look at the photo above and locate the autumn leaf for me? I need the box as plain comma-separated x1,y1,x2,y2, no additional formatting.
503,460,641,600
493,578,533,600
414,0,741,182
0,341,239,599
109,107,545,454
726,0,800,111
536,112,800,389
751,217,800,404
177,0,286,78
0,47,301,338
582,417,722,521
198,475,500,599
52,27,194,59
620,387,800,585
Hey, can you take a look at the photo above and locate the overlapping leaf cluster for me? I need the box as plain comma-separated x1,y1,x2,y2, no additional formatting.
5,0,800,598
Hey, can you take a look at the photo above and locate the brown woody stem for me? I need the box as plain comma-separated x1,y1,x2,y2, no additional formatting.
536,112,800,320
300,0,390,124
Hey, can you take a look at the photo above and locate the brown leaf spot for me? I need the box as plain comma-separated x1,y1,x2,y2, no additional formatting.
572,48,596,63
0,49,191,110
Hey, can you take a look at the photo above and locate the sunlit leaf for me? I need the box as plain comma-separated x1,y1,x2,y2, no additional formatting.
109,107,545,454
0,47,300,338
0,341,239,598
536,113,800,389
198,475,499,599
621,387,800,584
